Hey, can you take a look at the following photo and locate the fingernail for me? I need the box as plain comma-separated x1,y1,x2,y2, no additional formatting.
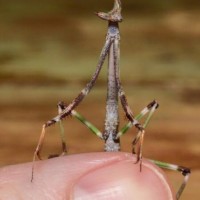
73,160,175,200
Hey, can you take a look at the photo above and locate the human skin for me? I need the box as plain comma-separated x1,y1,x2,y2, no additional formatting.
0,152,176,200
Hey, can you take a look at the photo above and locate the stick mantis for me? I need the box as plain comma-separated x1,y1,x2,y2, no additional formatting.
32,1,190,199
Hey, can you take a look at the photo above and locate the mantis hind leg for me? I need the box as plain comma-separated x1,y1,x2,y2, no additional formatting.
149,159,191,200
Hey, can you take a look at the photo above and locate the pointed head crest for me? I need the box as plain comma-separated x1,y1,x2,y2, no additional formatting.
114,0,121,10
95,0,122,22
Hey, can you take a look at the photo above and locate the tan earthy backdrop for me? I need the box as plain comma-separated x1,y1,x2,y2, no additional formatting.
0,1,199,199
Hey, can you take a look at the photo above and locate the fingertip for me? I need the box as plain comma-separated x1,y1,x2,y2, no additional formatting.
0,152,176,200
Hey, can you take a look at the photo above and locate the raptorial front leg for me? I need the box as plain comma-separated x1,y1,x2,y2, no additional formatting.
31,102,67,181
113,38,143,131
31,38,112,181
45,38,113,128
113,38,143,155
32,103,68,164
113,39,159,166
33,38,112,159
43,102,67,159
150,159,191,200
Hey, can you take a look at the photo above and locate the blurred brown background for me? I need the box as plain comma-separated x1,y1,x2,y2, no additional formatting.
0,0,199,199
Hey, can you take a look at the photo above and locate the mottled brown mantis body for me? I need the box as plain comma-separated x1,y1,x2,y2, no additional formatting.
32,1,190,199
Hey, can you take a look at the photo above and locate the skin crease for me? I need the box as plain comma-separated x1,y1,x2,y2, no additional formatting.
0,152,176,200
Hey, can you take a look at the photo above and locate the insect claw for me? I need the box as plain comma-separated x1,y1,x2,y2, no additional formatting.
134,156,140,164
36,151,42,160
132,147,136,154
